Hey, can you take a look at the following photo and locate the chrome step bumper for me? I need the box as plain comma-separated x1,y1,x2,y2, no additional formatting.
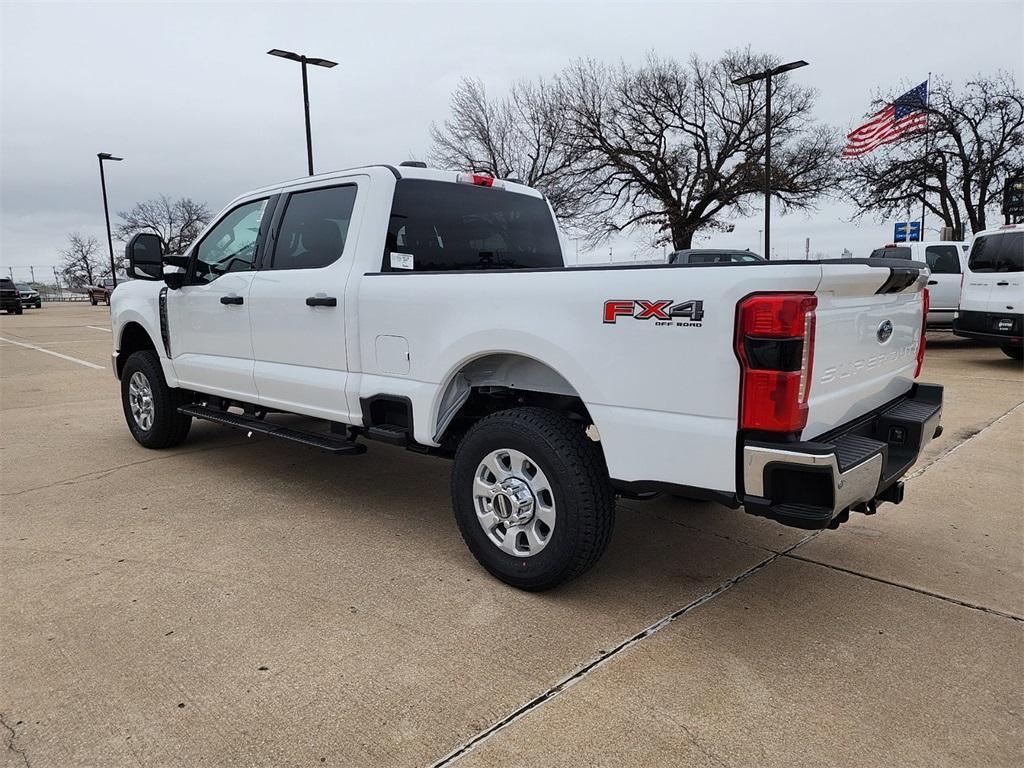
740,383,943,529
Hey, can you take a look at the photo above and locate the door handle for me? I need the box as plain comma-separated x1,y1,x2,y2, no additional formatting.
996,281,1010,286
927,279,938,285
220,295,244,305
306,296,337,307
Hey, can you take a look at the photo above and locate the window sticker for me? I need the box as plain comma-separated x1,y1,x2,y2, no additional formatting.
390,252,414,270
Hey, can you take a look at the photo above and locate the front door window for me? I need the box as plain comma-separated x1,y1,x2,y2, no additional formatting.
190,199,267,283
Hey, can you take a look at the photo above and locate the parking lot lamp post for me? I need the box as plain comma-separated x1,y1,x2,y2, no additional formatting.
97,152,122,287
267,49,338,176
732,60,809,261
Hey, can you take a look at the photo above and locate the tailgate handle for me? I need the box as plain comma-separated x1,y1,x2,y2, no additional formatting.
997,281,1010,286
927,279,938,285
306,296,337,307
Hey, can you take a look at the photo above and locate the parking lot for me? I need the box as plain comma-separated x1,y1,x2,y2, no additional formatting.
0,303,1021,767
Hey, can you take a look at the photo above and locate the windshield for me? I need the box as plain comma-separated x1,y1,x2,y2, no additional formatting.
16,283,30,291
968,232,1023,273
384,180,562,271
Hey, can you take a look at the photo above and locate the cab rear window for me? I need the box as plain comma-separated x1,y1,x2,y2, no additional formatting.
383,180,562,272
869,247,912,259
968,232,1023,273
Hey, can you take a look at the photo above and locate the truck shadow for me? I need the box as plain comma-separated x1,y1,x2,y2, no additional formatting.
183,413,769,601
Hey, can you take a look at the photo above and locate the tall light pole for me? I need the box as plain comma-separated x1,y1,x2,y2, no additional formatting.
97,152,123,286
732,60,809,261
267,49,338,176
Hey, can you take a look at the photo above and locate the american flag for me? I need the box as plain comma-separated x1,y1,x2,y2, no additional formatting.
843,81,929,158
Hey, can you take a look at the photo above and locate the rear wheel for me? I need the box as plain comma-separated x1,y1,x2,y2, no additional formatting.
451,407,614,591
120,351,192,448
90,297,97,306
1001,343,1023,360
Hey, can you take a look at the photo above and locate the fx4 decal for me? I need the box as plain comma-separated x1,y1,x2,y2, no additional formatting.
603,299,705,326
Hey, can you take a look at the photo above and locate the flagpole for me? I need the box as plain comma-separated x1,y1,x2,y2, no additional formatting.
921,72,931,238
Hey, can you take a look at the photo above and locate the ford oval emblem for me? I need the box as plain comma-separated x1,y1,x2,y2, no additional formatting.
877,319,894,343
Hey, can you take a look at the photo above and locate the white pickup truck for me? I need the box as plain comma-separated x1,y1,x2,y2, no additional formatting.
112,164,943,590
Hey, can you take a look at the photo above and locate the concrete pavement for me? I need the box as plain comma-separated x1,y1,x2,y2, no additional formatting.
1,304,1021,767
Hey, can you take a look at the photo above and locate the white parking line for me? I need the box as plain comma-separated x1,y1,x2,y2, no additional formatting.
87,325,112,333
0,336,105,370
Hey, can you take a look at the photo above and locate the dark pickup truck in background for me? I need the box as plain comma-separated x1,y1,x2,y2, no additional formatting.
87,278,115,305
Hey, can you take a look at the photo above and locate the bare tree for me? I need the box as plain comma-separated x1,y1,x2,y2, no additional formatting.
844,73,1024,235
115,195,212,255
560,51,840,249
59,233,108,288
430,78,586,219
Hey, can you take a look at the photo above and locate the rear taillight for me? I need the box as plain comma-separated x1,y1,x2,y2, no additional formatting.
915,287,929,378
735,293,817,433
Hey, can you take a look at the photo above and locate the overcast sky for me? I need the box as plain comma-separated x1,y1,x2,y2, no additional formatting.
2,0,1021,275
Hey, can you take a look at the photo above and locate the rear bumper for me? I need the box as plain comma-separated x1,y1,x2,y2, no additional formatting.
926,308,956,328
953,311,1023,345
740,383,943,529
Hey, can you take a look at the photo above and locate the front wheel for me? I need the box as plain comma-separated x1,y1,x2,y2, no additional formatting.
451,407,614,591
1001,343,1023,361
120,351,192,448
13,304,22,315
90,297,97,306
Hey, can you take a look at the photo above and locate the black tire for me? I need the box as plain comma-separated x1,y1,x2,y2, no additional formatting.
451,407,614,591
1001,343,1023,361
90,297,97,306
120,350,192,448
13,304,22,315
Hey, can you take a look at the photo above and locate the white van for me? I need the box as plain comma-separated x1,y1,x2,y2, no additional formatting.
954,224,1023,359
869,241,968,327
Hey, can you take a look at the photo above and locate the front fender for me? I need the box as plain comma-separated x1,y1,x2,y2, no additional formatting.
111,282,177,385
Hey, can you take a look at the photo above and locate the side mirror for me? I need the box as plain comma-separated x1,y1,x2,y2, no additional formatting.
125,232,164,280
162,254,189,290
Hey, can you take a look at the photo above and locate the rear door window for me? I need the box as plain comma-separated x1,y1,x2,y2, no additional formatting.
924,245,962,274
969,233,1023,273
271,185,357,270
383,180,562,271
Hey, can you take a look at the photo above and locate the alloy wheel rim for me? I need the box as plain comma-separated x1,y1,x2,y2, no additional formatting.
128,371,155,431
474,448,556,557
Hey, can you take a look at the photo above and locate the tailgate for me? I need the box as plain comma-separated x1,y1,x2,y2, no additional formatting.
804,261,928,439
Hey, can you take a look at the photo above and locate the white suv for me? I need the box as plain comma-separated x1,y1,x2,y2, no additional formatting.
954,224,1023,360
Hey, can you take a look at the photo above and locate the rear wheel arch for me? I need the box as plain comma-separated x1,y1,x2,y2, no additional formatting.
433,353,601,453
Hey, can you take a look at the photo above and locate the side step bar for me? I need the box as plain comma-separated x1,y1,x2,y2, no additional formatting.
178,404,367,455
366,423,409,445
